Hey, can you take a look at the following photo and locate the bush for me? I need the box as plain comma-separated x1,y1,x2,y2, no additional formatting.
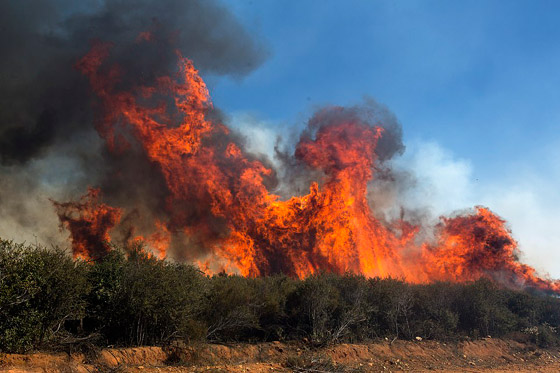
0,240,89,352
252,275,296,341
2,238,560,351
411,282,460,339
286,273,371,345
365,277,412,339
85,244,206,346
456,279,517,337
202,273,261,341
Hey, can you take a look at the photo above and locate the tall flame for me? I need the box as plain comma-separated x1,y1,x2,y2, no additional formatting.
54,42,560,294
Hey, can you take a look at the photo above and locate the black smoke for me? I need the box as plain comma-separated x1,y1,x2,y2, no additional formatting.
0,0,267,165
0,0,267,246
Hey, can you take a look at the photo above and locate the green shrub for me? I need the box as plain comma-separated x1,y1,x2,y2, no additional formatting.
202,273,261,341
365,277,412,339
534,323,559,348
0,240,89,352
411,282,460,339
85,244,205,346
456,279,518,337
252,275,296,341
285,273,370,345
2,238,560,351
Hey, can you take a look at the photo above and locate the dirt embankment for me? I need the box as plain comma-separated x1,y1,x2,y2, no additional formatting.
1,338,560,372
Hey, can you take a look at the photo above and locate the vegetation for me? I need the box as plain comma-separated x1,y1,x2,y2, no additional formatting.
1,239,560,353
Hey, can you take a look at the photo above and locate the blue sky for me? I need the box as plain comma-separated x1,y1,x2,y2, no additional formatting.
207,0,560,276
209,0,559,174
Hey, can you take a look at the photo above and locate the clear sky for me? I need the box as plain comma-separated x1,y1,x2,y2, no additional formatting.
206,0,560,277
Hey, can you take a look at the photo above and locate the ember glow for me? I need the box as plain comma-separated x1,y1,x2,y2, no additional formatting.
54,41,560,294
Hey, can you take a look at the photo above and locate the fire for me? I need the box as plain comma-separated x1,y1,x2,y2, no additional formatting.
421,207,560,292
52,188,121,260
54,41,560,294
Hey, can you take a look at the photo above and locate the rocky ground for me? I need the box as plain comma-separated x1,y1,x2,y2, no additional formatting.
2,338,560,372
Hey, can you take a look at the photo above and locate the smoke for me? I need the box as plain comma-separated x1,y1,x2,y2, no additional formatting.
368,141,473,224
0,0,268,244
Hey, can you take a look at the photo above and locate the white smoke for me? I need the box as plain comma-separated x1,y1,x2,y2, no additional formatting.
398,140,560,279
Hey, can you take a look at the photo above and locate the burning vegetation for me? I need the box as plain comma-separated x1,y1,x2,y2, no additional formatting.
50,38,559,295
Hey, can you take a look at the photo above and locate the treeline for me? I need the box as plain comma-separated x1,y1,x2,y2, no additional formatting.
1,239,560,353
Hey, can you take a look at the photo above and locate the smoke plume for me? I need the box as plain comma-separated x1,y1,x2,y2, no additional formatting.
0,0,267,245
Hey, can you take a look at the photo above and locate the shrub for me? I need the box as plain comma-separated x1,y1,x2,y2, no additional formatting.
411,282,460,339
85,244,205,346
456,279,517,337
365,277,412,339
2,238,560,351
252,275,296,341
202,273,261,341
285,273,371,345
286,273,342,344
0,240,89,352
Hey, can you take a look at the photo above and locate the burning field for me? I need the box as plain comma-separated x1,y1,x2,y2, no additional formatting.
1,0,558,295
45,37,557,294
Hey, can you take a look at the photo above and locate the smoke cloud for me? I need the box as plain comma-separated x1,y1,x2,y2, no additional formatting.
0,0,267,244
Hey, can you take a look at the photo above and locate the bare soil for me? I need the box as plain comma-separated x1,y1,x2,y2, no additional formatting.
1,338,560,372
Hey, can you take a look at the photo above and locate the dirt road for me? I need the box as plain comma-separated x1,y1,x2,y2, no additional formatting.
2,338,560,372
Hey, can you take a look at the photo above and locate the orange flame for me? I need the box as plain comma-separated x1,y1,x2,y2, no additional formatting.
52,188,122,260
57,42,560,294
